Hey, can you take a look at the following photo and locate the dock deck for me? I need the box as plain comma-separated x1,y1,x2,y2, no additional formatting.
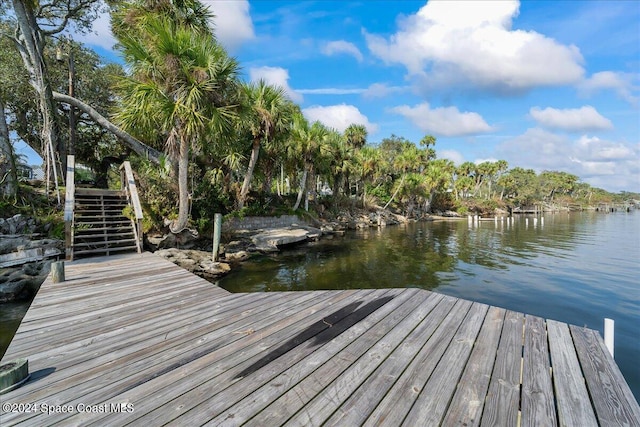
1,253,638,426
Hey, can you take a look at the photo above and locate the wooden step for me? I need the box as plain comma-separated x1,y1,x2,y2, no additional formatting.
74,232,135,241
74,214,129,220
75,228,134,235
72,238,137,249
75,201,128,208
73,220,132,226
72,245,139,257
75,188,124,196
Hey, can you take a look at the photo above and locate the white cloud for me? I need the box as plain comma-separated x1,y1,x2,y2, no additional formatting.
390,102,494,137
363,83,407,99
72,9,116,50
438,150,465,165
575,135,635,161
364,0,584,94
529,106,613,132
322,40,363,62
302,104,378,134
498,128,639,192
578,71,638,105
248,66,303,103
73,0,254,53
205,0,254,51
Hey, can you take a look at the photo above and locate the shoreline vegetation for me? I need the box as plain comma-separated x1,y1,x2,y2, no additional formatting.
1,0,639,301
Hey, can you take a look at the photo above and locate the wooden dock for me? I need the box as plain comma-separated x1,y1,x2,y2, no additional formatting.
1,253,638,426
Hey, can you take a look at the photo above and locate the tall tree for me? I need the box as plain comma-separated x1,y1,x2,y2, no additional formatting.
238,80,292,209
2,0,164,171
112,0,240,231
344,123,367,150
289,114,329,211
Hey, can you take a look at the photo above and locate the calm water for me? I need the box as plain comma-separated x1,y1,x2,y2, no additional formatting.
219,212,640,400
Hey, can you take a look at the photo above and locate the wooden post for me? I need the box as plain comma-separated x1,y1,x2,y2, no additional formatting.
212,213,222,262
604,318,614,358
52,261,65,283
64,155,75,260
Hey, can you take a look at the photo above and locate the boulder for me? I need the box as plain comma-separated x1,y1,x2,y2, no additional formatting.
251,228,314,253
224,251,249,263
0,214,37,235
0,260,52,302
0,237,63,268
145,229,199,251
154,248,231,280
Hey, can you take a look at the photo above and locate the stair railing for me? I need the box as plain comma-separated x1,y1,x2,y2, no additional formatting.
119,161,144,253
64,155,75,260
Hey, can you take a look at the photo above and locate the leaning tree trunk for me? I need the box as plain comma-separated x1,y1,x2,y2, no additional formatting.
293,167,308,211
53,92,163,165
12,0,60,177
170,135,190,233
238,139,260,209
0,99,18,198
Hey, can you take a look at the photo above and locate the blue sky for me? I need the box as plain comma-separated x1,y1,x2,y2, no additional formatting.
17,0,640,192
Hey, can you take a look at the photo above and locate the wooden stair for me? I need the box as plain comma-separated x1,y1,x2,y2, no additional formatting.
71,188,139,259
65,156,144,261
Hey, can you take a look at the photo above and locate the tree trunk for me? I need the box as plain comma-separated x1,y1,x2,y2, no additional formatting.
170,135,190,233
293,167,308,211
0,100,18,198
238,139,260,209
383,174,405,210
52,92,163,164
262,157,274,194
12,0,60,181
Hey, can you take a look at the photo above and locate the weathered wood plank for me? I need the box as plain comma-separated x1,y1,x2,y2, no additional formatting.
6,282,227,355
547,320,598,427
2,290,339,426
4,291,271,401
441,306,506,427
480,310,523,427
52,290,369,426
2,253,638,427
198,289,429,426
321,293,451,427
239,290,441,427
571,325,640,426
1,292,329,412
136,289,401,427
401,302,489,426
363,298,472,426
521,315,557,426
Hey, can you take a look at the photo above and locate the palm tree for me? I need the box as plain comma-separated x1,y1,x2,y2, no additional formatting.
289,114,329,211
113,1,240,232
423,158,455,212
344,124,367,150
356,146,383,207
238,80,293,209
326,129,353,198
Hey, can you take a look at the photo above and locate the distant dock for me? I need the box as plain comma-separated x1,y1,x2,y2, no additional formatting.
1,253,638,426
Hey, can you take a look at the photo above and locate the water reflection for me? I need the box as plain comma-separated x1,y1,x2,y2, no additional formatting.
221,214,595,293
219,212,640,399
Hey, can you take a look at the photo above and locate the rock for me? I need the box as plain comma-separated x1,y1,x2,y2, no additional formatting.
251,228,313,253
0,260,52,302
145,229,200,251
224,251,249,263
0,215,37,235
154,248,231,280
0,237,63,268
